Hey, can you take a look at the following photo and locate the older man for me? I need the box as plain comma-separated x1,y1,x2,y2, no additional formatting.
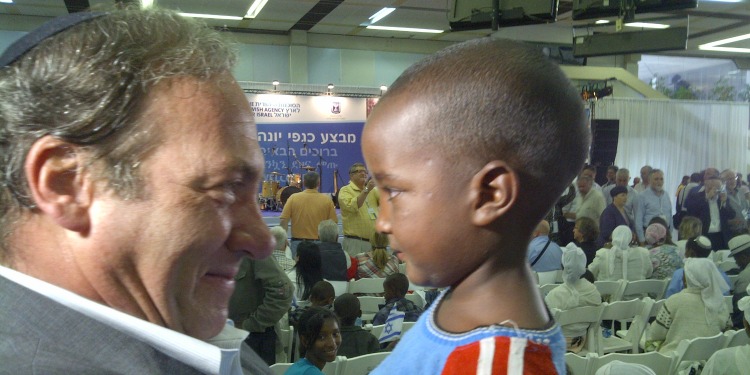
686,177,735,250
0,8,274,374
721,169,748,237
633,165,652,193
565,175,606,222
635,169,673,244
338,163,380,256
279,171,337,255
527,220,563,273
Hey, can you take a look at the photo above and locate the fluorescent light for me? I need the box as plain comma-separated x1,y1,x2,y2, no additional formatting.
595,20,610,24
140,0,153,8
0,0,14,3
369,7,395,24
366,25,443,34
624,22,670,29
701,0,742,3
179,12,243,21
700,32,750,53
245,0,269,19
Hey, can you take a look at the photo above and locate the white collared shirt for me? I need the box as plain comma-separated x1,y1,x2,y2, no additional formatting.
0,265,242,375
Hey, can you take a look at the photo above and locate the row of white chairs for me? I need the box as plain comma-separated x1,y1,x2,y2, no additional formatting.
270,351,390,375
329,277,429,297
541,279,671,302
357,295,425,323
566,329,750,375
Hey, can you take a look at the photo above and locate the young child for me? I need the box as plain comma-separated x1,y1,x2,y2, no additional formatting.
285,307,341,375
372,273,423,325
362,38,589,374
289,280,335,329
333,293,380,358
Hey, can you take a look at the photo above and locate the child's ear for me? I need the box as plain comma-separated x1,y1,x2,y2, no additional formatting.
24,136,94,233
469,161,518,226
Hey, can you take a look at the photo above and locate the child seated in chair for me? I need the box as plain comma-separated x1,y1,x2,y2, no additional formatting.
333,293,380,358
285,307,341,375
289,281,335,329
362,37,589,374
371,273,423,326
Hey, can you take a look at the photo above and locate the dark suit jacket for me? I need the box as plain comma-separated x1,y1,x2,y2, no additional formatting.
597,204,632,248
0,275,206,375
686,192,735,246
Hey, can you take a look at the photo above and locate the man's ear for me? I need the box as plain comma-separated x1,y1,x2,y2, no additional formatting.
469,161,519,227
25,135,93,233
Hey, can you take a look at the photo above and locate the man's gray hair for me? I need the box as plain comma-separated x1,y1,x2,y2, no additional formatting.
0,7,237,253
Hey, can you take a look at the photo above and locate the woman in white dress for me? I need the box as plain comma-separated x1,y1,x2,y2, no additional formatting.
589,225,653,281
545,245,602,353
702,283,750,375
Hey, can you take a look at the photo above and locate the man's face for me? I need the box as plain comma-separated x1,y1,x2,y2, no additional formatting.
362,97,479,288
88,75,273,339
641,167,651,184
705,179,722,200
615,173,630,187
577,179,591,195
581,169,595,180
722,171,737,191
650,172,664,191
606,169,616,182
349,166,368,188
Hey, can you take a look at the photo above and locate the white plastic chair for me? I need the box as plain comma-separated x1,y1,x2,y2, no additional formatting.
616,299,664,352
337,352,390,375
269,362,292,375
621,279,669,300
553,305,604,355
347,278,385,295
593,299,645,355
357,296,385,323
724,329,750,348
328,280,349,297
539,283,560,297
278,325,295,363
593,280,625,302
717,259,738,273
565,352,592,375
589,351,674,375
670,332,726,375
538,270,563,285
727,274,739,292
724,295,734,314
321,355,346,375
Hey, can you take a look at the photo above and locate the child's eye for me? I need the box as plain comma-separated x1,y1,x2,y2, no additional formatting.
382,187,402,201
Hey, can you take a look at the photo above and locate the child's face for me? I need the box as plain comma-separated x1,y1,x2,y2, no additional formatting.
305,318,341,369
362,98,481,288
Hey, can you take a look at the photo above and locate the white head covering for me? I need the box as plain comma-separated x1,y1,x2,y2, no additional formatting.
738,283,750,324
594,360,656,375
562,246,587,285
684,258,730,324
610,225,632,277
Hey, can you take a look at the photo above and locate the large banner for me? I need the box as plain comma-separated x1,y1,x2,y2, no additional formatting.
248,94,368,194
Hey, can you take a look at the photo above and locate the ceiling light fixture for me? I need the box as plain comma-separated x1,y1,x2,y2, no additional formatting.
595,20,610,24
179,12,243,21
245,0,269,19
700,32,750,53
624,22,670,29
140,0,154,8
366,25,443,34
0,0,14,3
369,7,395,24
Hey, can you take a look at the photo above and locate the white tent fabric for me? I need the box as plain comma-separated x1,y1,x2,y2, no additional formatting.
593,98,749,199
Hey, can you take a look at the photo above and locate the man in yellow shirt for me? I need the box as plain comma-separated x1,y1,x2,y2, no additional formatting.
280,172,337,255
338,163,379,256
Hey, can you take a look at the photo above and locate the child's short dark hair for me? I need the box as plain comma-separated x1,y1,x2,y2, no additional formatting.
298,306,340,352
333,293,360,326
310,280,335,304
384,273,409,297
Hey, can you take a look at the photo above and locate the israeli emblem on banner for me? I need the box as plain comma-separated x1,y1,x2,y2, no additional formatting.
378,305,405,344
331,102,341,114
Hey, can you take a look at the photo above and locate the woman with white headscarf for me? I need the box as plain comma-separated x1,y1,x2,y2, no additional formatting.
589,225,653,281
647,258,730,353
545,245,602,353
703,283,750,375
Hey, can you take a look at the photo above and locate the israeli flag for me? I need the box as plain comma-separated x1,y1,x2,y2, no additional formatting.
378,305,405,344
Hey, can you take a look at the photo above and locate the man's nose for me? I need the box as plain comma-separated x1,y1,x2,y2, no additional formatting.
227,201,274,259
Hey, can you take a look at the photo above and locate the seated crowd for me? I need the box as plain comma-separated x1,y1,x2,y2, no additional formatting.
535,164,750,374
